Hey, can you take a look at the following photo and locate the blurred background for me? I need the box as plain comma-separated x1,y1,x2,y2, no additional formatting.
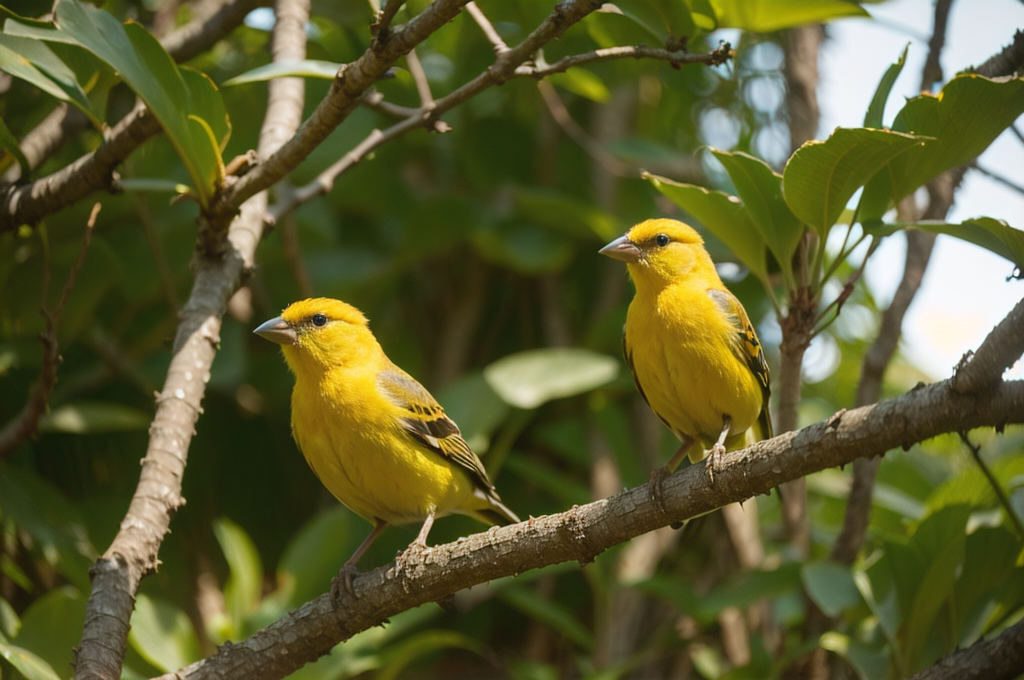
1,1,1022,679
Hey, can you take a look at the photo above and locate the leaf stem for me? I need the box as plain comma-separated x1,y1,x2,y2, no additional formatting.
958,431,1024,542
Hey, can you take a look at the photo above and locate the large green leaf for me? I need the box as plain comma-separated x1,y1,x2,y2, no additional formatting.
644,172,769,284
865,44,909,129
222,59,342,86
10,586,85,680
0,34,97,124
802,561,862,617
0,634,61,680
484,348,618,409
128,594,201,673
7,0,230,206
712,149,803,274
214,517,263,636
274,507,354,610
376,630,485,680
709,0,868,32
436,372,510,454
547,68,611,103
953,526,1019,645
861,74,1024,222
782,127,928,234
864,217,1024,273
608,0,699,42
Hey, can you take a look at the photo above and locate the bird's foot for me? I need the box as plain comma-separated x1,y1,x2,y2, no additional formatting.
707,443,726,485
330,563,361,604
648,465,674,520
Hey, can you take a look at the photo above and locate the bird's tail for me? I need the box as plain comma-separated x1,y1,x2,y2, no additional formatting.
469,488,520,526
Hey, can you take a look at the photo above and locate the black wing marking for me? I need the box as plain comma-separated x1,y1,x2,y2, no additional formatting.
377,368,496,494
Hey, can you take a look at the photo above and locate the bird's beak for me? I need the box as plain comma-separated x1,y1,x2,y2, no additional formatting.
253,316,297,345
599,235,641,263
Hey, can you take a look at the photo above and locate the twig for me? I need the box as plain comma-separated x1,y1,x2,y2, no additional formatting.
372,0,407,40
360,90,419,119
536,80,631,177
0,203,98,460
516,41,734,78
69,0,311,677
973,161,1024,196
958,432,1024,541
465,1,509,54
405,48,434,107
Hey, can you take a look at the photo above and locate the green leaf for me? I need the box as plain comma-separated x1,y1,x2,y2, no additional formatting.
499,583,595,650
608,0,699,42
275,506,353,610
861,74,1024,222
802,562,862,617
376,630,485,680
953,526,1019,645
0,597,18,638
8,0,230,207
222,59,343,86
484,348,619,409
782,127,928,234
38,401,151,434
0,35,98,124
128,594,201,673
117,178,190,193
644,172,769,284
0,635,61,680
819,632,889,680
865,44,909,129
709,0,869,32
902,534,965,671
10,586,85,680
213,517,263,634
0,115,29,178
546,67,610,103
864,218,1024,272
712,149,803,274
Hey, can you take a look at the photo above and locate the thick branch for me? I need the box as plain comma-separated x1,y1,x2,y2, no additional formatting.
908,618,1024,680
70,2,310,679
952,295,1024,393
152,293,1024,680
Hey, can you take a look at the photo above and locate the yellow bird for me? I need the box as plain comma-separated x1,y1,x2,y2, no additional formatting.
254,298,519,595
599,219,772,505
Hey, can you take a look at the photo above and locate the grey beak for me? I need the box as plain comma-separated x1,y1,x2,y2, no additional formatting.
599,235,641,263
253,316,297,345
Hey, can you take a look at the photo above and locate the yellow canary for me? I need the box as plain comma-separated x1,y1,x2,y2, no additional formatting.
600,219,771,502
254,298,518,594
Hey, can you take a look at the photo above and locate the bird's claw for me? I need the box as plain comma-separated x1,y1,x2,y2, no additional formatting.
707,443,726,485
648,466,673,519
330,564,360,604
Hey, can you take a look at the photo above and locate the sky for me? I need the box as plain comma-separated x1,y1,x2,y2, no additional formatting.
818,0,1024,380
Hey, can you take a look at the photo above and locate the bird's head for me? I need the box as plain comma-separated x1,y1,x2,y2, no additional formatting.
599,219,711,290
253,297,378,378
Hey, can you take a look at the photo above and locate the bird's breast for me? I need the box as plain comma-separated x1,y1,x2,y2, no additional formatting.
625,288,762,445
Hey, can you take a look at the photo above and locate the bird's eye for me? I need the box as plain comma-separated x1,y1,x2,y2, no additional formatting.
311,313,328,327
655,234,670,247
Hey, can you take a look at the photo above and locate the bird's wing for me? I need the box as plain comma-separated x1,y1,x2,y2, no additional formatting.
377,368,496,494
707,288,773,439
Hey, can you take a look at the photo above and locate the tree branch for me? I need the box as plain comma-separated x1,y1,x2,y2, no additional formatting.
907,618,1024,680
152,296,1024,680
952,295,1024,393
0,202,98,459
70,1,311,678
465,1,509,54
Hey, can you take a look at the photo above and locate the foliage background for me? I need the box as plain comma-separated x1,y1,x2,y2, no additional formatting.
0,1,1022,679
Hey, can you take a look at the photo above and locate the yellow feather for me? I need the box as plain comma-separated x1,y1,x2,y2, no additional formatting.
255,298,517,576
603,219,772,461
